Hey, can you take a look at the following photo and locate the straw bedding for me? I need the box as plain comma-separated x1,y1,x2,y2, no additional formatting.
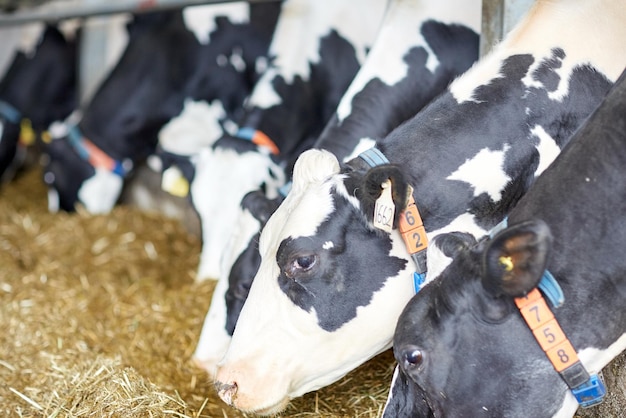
0,163,624,417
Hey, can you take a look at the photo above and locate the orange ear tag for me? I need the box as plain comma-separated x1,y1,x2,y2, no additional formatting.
373,179,394,233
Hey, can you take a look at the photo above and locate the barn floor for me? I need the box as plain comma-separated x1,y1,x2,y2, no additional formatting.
0,162,624,418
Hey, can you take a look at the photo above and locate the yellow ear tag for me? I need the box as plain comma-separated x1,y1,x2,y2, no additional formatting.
161,166,189,198
41,130,52,144
19,119,35,146
373,179,394,233
499,255,514,271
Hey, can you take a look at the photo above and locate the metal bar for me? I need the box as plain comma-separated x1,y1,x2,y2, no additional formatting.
480,0,534,57
0,0,280,26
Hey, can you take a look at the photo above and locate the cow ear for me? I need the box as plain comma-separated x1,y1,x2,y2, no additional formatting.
357,164,411,229
482,220,553,298
241,190,283,227
291,149,340,195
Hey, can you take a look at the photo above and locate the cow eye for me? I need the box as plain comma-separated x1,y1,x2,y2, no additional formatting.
284,254,317,278
402,347,424,369
296,255,316,270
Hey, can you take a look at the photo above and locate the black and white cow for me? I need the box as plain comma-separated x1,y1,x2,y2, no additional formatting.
43,2,279,213
0,23,77,182
383,67,626,418
192,0,481,377
180,0,389,281
213,0,626,414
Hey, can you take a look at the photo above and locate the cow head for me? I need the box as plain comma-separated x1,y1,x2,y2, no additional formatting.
43,10,202,213
192,189,283,375
191,135,285,280
382,220,582,418
214,149,417,414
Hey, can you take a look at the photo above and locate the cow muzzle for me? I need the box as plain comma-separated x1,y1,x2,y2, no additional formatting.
214,363,290,415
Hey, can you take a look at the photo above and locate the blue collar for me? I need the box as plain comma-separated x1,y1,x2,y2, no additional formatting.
0,100,21,124
66,125,132,177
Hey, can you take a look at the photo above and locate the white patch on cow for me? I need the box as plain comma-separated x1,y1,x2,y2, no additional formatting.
17,22,45,57
246,0,386,110
193,270,233,378
255,56,269,75
192,146,285,281
579,333,626,377
78,169,123,214
322,241,334,250
341,137,377,163
216,54,228,67
183,2,250,45
338,0,481,121
447,146,511,202
222,119,239,136
383,366,401,412
453,0,626,104
193,197,267,376
146,154,162,172
423,240,454,285
47,185,60,213
230,47,246,72
0,26,27,77
531,125,560,178
159,99,226,156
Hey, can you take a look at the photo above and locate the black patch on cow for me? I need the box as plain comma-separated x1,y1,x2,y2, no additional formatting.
225,231,261,335
317,20,479,163
236,29,363,172
81,10,202,162
224,191,283,335
184,9,278,124
532,47,564,92
276,193,407,331
375,51,612,233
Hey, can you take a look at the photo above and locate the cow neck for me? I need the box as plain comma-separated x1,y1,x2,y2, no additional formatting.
62,125,132,177
234,127,280,155
358,147,428,292
490,218,606,408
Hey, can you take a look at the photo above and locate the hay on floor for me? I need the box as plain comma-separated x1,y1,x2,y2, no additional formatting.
0,163,623,417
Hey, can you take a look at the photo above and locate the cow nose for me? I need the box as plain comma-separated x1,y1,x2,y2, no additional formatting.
215,380,238,405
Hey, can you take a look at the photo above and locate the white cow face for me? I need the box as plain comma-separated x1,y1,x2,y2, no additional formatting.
214,149,415,414
191,143,284,280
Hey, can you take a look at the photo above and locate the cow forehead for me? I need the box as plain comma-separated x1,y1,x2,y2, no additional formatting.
260,173,341,256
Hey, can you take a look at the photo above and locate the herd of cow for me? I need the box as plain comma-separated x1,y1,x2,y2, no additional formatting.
1,0,625,416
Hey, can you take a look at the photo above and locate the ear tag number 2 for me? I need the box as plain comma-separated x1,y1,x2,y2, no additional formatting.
374,179,395,233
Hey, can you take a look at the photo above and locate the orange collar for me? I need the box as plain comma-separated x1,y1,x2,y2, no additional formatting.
235,127,280,155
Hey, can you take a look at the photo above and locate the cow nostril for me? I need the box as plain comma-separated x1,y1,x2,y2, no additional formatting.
215,380,238,405
402,345,424,369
